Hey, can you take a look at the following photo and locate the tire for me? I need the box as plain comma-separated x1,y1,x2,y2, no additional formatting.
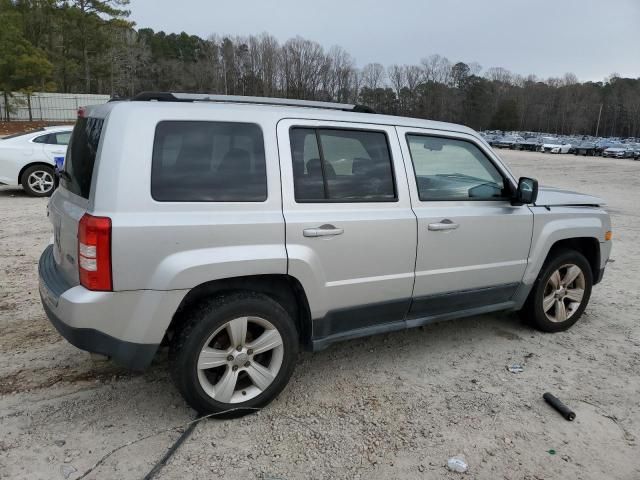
522,249,593,333
21,165,55,197
169,292,299,416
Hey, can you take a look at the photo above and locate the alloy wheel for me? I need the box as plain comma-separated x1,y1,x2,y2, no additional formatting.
196,316,284,403
28,170,54,194
542,264,586,322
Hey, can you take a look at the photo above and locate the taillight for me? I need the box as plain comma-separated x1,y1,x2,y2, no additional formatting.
78,213,112,291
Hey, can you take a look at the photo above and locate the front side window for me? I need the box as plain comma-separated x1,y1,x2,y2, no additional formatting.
290,128,396,202
406,135,508,201
33,134,51,144
151,121,267,202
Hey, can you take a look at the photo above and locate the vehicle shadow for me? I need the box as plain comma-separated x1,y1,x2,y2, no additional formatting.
0,186,31,198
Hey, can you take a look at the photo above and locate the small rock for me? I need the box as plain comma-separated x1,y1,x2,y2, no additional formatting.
418,464,425,472
60,465,76,479
63,457,72,463
447,456,468,473
53,440,66,447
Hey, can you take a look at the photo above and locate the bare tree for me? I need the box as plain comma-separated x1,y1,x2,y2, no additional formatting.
361,63,385,90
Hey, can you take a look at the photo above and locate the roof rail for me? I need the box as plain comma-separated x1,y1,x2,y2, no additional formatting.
131,92,376,113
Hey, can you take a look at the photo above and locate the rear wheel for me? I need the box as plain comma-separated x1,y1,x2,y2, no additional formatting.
22,165,55,197
170,292,299,416
522,250,593,332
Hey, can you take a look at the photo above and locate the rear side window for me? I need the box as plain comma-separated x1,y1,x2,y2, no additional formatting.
290,128,396,202
151,121,267,202
53,132,71,145
62,117,104,199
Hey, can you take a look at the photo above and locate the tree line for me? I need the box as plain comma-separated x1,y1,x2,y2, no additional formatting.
1,0,639,137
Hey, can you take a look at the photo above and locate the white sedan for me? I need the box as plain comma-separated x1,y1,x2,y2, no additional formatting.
0,125,73,196
540,138,572,154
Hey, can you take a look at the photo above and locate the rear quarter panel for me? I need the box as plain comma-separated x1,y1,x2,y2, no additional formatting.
91,103,287,292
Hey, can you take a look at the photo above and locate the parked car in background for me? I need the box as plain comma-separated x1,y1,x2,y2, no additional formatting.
595,140,619,156
0,126,73,196
602,146,629,158
573,142,597,156
540,138,571,154
493,135,525,149
519,137,542,151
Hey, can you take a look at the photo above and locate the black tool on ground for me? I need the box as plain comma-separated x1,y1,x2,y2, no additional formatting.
543,392,576,421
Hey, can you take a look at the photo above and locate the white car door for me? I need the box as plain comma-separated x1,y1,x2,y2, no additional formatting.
37,131,70,163
396,127,534,324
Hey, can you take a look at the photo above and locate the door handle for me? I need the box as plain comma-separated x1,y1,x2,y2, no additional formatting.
428,219,460,231
303,224,344,237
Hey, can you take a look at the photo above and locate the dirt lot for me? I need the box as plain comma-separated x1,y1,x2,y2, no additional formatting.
1,150,639,480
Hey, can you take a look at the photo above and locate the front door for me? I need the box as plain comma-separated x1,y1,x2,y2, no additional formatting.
396,127,533,322
277,119,417,342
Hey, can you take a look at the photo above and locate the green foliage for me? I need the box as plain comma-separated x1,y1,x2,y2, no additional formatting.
0,11,53,92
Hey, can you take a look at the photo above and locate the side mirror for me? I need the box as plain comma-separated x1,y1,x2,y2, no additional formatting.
513,177,538,205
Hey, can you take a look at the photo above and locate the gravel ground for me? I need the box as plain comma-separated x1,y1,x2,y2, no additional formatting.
1,150,639,480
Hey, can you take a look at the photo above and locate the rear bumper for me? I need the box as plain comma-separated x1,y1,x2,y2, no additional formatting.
38,245,184,370
41,299,158,370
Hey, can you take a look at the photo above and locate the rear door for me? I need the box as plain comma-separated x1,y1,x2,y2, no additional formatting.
49,117,104,286
278,119,417,340
40,131,71,163
396,127,533,321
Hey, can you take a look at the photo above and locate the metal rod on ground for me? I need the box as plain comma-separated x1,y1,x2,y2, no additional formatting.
543,392,576,421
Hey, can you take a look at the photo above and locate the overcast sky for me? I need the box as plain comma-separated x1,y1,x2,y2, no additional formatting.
130,0,639,82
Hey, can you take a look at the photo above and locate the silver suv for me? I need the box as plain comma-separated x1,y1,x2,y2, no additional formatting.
39,93,612,414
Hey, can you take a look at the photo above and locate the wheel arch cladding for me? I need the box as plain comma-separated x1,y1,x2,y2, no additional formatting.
19,162,54,184
547,237,600,280
166,274,312,349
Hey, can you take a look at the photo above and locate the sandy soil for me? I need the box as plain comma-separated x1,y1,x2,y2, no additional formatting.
0,151,639,480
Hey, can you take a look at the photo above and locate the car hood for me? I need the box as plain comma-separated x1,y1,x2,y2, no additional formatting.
542,143,567,147
535,186,604,207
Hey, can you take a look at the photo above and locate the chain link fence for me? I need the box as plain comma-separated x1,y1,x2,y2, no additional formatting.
0,92,111,122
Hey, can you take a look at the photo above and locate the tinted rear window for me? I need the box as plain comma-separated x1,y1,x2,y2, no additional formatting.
62,117,104,199
151,121,267,202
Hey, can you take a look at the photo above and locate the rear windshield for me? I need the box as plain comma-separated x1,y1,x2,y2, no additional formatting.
62,117,104,199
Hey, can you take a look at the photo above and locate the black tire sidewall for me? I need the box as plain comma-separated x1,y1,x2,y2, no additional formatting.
529,250,593,332
170,292,299,415
22,165,55,197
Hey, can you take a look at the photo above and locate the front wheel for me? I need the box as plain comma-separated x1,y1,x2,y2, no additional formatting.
169,292,299,416
523,250,593,332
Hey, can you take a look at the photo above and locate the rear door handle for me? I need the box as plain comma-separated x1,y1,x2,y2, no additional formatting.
303,224,344,237
428,219,460,231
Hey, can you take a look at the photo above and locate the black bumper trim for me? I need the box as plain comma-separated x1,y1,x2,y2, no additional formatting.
594,268,605,285
42,299,159,370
